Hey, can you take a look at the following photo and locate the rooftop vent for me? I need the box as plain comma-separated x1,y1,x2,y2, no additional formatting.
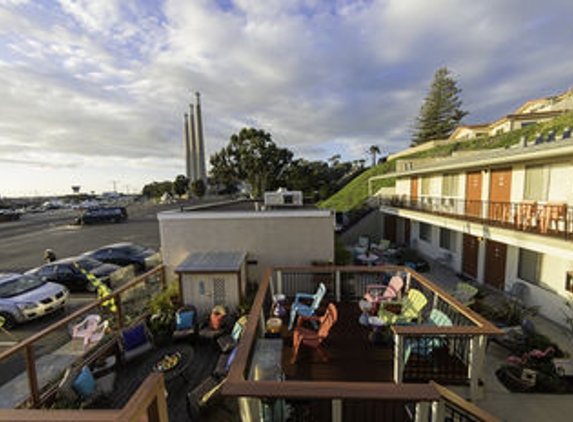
263,189,303,207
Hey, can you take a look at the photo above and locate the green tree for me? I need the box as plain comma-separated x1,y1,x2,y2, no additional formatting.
173,175,189,197
142,181,173,198
367,145,381,167
411,67,468,146
210,128,293,199
190,179,206,198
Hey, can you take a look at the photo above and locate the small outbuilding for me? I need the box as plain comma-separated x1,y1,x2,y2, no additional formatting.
175,251,247,315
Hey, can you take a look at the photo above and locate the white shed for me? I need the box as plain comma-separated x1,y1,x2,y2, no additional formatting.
175,251,247,315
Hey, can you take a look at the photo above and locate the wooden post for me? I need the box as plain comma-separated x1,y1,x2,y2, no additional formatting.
332,399,343,422
24,345,40,407
335,271,341,302
394,333,404,384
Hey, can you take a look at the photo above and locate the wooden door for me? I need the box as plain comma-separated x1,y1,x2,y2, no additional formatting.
462,234,479,279
484,240,507,290
465,172,482,218
410,177,419,203
489,168,512,223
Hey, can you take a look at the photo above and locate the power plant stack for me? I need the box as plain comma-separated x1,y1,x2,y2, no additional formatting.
183,92,207,183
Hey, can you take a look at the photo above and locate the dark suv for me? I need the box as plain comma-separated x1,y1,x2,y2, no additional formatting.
76,207,127,225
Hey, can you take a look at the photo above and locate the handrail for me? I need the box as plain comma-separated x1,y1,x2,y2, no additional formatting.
0,373,169,422
431,382,501,422
0,265,165,362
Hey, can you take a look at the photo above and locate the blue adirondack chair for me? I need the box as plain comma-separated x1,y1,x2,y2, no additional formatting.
288,283,327,330
404,309,453,366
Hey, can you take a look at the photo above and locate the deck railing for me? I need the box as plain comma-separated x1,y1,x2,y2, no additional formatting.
376,195,573,240
224,265,502,422
0,265,166,410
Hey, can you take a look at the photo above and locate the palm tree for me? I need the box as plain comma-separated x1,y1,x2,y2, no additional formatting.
368,145,381,167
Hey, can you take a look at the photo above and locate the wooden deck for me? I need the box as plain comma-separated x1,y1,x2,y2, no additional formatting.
281,301,468,384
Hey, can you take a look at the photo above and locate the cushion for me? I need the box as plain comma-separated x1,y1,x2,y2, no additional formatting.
176,311,195,331
210,312,225,331
72,366,96,399
122,324,147,351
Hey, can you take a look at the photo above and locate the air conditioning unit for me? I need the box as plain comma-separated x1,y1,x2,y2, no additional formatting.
263,189,303,207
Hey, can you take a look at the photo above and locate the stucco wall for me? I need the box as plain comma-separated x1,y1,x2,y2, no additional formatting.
159,210,334,284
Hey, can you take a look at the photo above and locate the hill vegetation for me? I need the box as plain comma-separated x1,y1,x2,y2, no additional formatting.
319,110,573,212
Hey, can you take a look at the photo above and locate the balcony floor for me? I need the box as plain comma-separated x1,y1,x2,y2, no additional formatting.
281,301,468,384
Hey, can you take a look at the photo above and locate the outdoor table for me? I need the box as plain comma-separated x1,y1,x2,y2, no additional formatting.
152,345,193,384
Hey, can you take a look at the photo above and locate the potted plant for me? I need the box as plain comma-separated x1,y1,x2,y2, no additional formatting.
147,287,176,345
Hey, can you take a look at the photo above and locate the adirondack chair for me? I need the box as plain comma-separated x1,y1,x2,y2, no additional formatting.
288,282,327,330
291,303,338,364
370,288,428,326
452,282,478,307
404,309,453,365
364,275,404,304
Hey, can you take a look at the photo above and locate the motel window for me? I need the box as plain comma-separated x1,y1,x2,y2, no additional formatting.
419,223,432,242
518,248,542,285
442,174,459,197
421,177,431,195
524,165,549,201
439,228,455,251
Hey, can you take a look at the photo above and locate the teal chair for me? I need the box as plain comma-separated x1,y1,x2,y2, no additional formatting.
288,283,327,330
404,309,453,365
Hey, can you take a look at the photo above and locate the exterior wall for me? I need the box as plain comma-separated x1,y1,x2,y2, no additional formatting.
181,272,239,315
159,210,334,284
411,221,462,273
548,161,573,202
395,178,410,196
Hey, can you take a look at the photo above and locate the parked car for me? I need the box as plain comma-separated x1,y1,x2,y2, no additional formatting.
76,206,127,225
0,273,69,329
26,257,121,293
81,242,157,272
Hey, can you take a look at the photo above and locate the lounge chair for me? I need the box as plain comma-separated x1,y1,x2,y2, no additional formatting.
288,282,327,330
72,314,108,350
120,322,154,363
452,282,478,307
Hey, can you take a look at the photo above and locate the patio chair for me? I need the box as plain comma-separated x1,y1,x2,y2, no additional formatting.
291,303,338,364
217,315,248,353
172,305,198,341
57,364,116,407
199,305,233,340
353,235,370,256
364,275,404,305
120,322,154,363
452,282,478,307
288,282,327,330
370,288,428,326
72,314,108,350
404,309,453,365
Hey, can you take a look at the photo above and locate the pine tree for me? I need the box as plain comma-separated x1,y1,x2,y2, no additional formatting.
411,67,468,146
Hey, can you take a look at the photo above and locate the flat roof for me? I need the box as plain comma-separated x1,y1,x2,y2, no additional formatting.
175,251,247,273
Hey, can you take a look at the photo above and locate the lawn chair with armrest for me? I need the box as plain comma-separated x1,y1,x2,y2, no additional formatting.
120,322,154,363
291,303,338,364
369,288,428,327
452,282,478,307
288,282,327,330
404,309,453,366
173,305,198,341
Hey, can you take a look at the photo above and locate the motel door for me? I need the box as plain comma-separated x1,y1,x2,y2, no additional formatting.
462,234,479,280
489,168,512,223
484,240,507,290
410,177,419,203
465,172,482,218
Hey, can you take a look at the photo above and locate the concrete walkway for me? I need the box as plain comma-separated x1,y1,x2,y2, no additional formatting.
424,258,573,422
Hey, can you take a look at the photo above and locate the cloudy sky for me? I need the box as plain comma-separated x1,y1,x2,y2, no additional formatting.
1,0,572,197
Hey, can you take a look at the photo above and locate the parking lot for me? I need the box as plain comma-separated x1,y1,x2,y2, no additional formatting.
0,199,191,345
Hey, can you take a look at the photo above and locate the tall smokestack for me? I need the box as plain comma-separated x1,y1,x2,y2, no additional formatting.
184,113,191,180
189,104,197,181
194,92,206,182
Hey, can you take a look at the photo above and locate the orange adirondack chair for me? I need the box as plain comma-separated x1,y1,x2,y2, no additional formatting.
291,303,338,364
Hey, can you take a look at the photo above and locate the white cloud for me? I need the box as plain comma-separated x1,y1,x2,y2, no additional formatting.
1,0,573,195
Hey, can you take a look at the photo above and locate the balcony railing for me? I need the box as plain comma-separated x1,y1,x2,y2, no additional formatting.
376,195,573,240
224,265,501,422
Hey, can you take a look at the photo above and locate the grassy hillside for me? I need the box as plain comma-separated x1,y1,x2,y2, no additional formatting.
319,110,573,212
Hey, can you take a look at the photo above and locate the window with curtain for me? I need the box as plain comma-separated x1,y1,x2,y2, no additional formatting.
439,228,455,251
421,177,431,195
442,174,459,197
419,222,432,242
517,248,542,284
523,165,548,201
